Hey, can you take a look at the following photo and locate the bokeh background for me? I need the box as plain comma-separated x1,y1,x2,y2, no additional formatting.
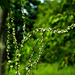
1,0,75,75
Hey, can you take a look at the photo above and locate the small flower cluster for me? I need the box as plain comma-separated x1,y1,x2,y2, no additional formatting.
24,24,75,44
6,13,11,64
20,0,26,48
6,13,14,69
32,35,44,65
31,24,75,34
10,10,21,75
24,34,44,75
10,10,18,49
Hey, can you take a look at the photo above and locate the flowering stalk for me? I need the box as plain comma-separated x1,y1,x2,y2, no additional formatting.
32,24,75,34
25,31,44,75
20,0,26,48
10,9,20,75
6,13,11,64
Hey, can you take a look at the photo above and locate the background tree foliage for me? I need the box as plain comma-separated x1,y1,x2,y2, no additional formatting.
33,0,75,66
0,0,75,75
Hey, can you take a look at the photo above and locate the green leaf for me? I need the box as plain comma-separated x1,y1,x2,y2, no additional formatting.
67,15,73,22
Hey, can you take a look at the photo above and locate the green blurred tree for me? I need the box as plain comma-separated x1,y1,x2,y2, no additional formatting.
33,0,75,66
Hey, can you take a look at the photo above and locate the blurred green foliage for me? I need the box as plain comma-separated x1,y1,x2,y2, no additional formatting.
33,63,75,75
33,0,75,66
0,0,75,74
5,63,75,75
